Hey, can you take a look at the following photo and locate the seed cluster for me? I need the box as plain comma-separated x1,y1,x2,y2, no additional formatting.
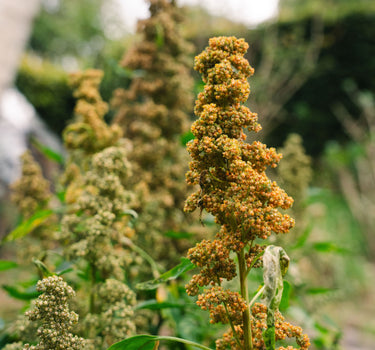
184,36,309,349
23,276,85,350
59,70,137,348
111,0,194,268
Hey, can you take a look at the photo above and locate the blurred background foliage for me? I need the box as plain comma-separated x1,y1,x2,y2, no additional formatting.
1,0,375,349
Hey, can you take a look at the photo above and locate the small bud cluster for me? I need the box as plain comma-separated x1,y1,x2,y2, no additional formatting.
11,151,51,219
184,36,309,349
251,303,310,350
63,69,122,155
278,133,312,214
80,279,136,348
23,276,85,350
10,151,56,262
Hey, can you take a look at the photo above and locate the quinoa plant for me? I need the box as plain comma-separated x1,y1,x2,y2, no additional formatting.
183,37,310,350
111,0,194,267
59,70,137,349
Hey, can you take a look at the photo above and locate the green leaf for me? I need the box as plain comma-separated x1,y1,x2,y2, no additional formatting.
181,131,195,146
136,258,195,290
3,210,53,242
155,24,164,48
164,231,193,239
279,280,292,311
2,285,39,301
31,138,65,165
134,299,186,311
312,242,349,254
291,223,313,250
306,287,337,295
0,260,18,271
107,335,212,350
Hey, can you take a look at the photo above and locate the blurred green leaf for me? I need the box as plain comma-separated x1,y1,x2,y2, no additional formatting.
3,210,53,242
31,138,65,164
0,260,18,271
2,285,39,301
181,131,195,146
306,287,336,295
312,241,349,254
279,280,292,311
291,223,313,250
107,334,212,350
136,258,195,290
164,231,193,239
134,299,185,310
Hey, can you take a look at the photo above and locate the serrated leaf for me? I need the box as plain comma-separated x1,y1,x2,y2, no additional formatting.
2,285,39,301
136,258,195,290
3,210,53,242
0,260,18,271
134,299,185,311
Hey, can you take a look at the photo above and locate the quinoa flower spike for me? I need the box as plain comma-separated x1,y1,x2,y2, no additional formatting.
185,37,310,350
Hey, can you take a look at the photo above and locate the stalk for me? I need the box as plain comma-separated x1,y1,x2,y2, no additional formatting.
238,249,253,350
89,264,96,314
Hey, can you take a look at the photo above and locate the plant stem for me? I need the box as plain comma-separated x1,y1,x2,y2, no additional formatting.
238,249,253,350
89,264,96,314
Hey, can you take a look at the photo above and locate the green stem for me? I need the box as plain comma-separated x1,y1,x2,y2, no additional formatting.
249,285,265,308
238,249,253,350
122,237,161,278
215,276,241,347
89,264,96,314
223,300,242,348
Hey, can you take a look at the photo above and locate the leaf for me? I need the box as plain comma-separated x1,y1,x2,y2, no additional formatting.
164,231,193,239
306,287,337,295
181,131,195,146
136,258,195,290
155,24,164,48
312,242,349,254
32,258,53,277
106,335,212,350
0,260,18,271
2,285,39,301
291,223,313,250
134,299,186,311
279,280,292,311
31,138,65,165
3,210,53,242
262,246,290,350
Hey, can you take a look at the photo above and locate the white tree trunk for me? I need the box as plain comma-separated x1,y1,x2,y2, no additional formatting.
0,0,41,96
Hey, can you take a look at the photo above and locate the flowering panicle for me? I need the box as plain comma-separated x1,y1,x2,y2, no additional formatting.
111,0,194,267
11,151,51,219
10,151,56,261
23,275,85,350
59,70,136,348
185,36,309,349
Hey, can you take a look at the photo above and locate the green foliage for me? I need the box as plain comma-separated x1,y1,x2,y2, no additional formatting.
136,258,195,291
107,334,212,350
3,210,54,243
0,261,18,272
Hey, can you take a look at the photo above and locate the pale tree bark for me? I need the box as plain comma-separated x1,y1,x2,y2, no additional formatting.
0,0,41,96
